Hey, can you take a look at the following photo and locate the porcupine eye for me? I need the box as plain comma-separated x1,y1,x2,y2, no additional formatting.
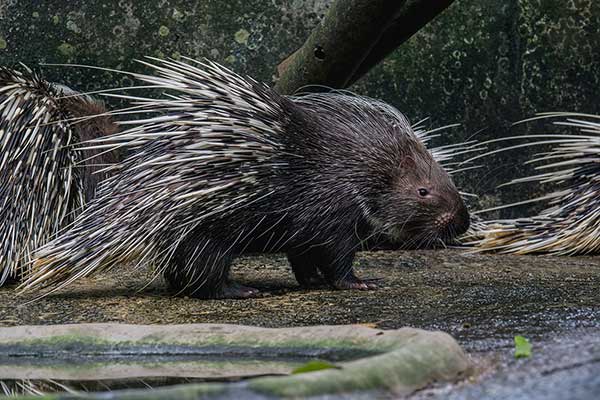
417,188,429,197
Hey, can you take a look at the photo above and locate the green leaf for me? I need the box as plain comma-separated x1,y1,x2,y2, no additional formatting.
291,360,339,374
514,335,532,358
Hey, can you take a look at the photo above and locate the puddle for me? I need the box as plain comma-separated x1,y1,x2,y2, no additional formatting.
0,347,371,395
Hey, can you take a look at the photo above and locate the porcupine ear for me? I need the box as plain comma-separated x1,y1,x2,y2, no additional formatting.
0,66,83,285
399,155,417,174
402,154,417,166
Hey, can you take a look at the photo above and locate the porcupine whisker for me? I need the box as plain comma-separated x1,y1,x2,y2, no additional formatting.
415,123,462,139
437,145,489,159
429,139,481,149
427,143,484,158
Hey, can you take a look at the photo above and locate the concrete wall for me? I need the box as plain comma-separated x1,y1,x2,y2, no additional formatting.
1,0,598,212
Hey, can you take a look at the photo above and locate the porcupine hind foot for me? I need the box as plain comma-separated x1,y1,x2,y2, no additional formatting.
164,241,260,299
163,266,261,299
288,247,379,291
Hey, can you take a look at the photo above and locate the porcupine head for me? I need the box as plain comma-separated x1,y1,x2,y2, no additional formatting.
369,133,471,247
292,94,471,250
20,60,470,298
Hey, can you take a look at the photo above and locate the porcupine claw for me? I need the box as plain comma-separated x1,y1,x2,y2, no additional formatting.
333,275,381,290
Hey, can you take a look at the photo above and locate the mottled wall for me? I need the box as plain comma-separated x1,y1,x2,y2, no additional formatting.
0,0,598,214
0,1,328,91
354,0,600,211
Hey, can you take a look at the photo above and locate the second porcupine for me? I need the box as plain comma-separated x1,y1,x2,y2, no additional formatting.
22,58,470,299
0,66,120,285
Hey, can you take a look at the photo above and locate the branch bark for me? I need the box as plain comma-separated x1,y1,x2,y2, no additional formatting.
274,0,456,95
273,0,406,95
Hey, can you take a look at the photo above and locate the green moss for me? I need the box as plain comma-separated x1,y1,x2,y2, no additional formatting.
158,25,170,37
172,8,184,22
10,334,116,347
234,29,250,45
0,37,6,50
56,42,75,57
4,331,390,357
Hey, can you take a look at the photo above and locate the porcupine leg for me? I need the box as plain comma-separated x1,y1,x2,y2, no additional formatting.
288,245,379,290
288,252,325,287
165,240,259,299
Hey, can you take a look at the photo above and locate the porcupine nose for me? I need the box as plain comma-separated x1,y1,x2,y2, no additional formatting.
437,207,470,238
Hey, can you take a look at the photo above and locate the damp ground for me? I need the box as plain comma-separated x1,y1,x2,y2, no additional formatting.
1,249,599,399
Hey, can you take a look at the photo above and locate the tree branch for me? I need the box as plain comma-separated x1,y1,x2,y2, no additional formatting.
273,0,406,95
274,0,456,94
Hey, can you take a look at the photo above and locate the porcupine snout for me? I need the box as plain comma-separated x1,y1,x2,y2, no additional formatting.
435,206,470,239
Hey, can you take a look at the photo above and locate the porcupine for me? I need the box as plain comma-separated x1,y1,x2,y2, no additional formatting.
21,57,471,299
470,113,600,255
0,66,119,285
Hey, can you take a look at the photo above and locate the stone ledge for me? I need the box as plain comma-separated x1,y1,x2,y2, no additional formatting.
0,323,471,399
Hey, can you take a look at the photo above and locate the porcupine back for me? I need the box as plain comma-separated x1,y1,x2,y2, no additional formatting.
471,113,600,255
21,58,470,297
0,66,118,285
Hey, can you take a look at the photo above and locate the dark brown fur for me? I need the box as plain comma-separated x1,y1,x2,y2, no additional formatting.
60,98,121,201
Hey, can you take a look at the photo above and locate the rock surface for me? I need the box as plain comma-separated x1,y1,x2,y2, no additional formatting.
1,249,599,398
0,323,470,398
